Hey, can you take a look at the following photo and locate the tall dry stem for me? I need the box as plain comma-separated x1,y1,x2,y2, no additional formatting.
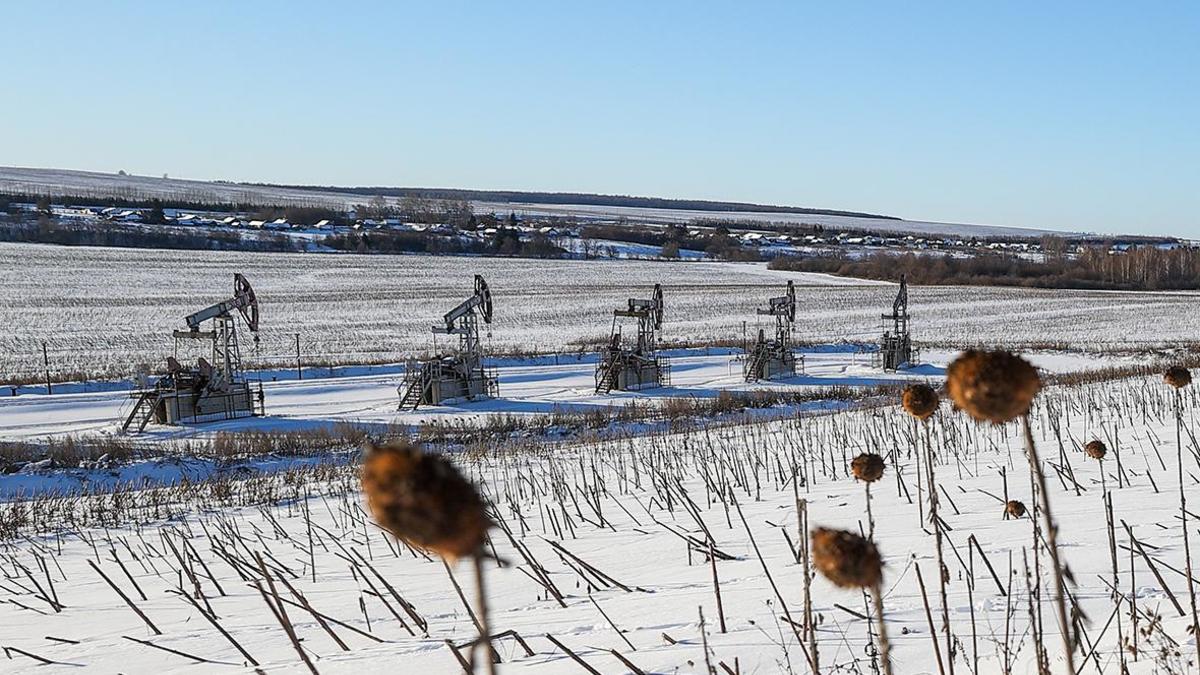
1022,415,1075,673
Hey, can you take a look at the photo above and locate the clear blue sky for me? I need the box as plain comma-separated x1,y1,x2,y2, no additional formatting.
4,2,1197,237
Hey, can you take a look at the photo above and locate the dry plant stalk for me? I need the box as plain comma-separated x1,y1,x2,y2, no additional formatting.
1165,366,1200,647
362,440,495,674
947,350,1075,672
902,384,939,538
1086,439,1109,494
903,385,953,673
811,527,892,675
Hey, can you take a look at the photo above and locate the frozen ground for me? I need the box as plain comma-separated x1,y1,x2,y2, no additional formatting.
0,374,1195,673
4,243,1198,385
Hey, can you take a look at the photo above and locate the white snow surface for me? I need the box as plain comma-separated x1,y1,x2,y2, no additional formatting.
0,375,1196,673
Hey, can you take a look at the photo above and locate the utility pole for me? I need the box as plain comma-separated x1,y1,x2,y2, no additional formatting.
295,333,302,381
42,341,52,395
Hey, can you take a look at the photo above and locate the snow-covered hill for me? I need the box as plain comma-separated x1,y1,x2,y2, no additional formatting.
0,166,1080,238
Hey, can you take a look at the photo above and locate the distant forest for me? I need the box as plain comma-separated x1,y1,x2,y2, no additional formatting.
0,218,302,253
321,229,565,258
236,182,899,220
770,248,1200,291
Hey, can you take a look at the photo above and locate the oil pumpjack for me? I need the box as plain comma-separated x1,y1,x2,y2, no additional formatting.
877,274,915,371
744,280,802,381
122,273,262,433
595,284,670,393
398,274,498,410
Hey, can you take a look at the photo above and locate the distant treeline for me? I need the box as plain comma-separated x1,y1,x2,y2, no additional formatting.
580,223,763,261
248,205,344,225
0,219,302,252
321,229,566,258
0,190,290,214
581,224,706,250
239,182,899,220
769,249,1200,291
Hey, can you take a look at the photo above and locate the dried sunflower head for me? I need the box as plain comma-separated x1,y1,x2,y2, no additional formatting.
946,350,1041,424
811,527,883,589
851,453,885,483
361,440,491,560
1165,366,1192,389
902,383,939,420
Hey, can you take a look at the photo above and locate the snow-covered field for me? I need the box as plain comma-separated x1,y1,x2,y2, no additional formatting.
2,241,1197,675
0,374,1196,673
3,243,1199,385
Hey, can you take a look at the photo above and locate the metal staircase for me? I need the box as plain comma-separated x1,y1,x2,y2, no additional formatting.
594,355,619,394
744,347,768,382
121,390,160,434
398,362,432,411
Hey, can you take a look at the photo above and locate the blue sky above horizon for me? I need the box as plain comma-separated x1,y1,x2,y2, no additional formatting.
3,2,1197,237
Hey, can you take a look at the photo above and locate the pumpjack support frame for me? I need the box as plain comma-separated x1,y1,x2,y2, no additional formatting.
122,273,263,433
595,284,670,393
876,274,917,371
398,275,498,410
744,280,803,382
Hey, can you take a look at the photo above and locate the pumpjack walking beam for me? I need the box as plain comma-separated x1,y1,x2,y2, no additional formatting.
182,273,259,332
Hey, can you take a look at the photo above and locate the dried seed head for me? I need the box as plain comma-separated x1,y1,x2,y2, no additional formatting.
946,350,1041,424
1084,439,1107,460
811,527,883,589
361,440,491,560
851,453,885,483
1005,500,1027,518
1165,366,1192,389
901,383,940,420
